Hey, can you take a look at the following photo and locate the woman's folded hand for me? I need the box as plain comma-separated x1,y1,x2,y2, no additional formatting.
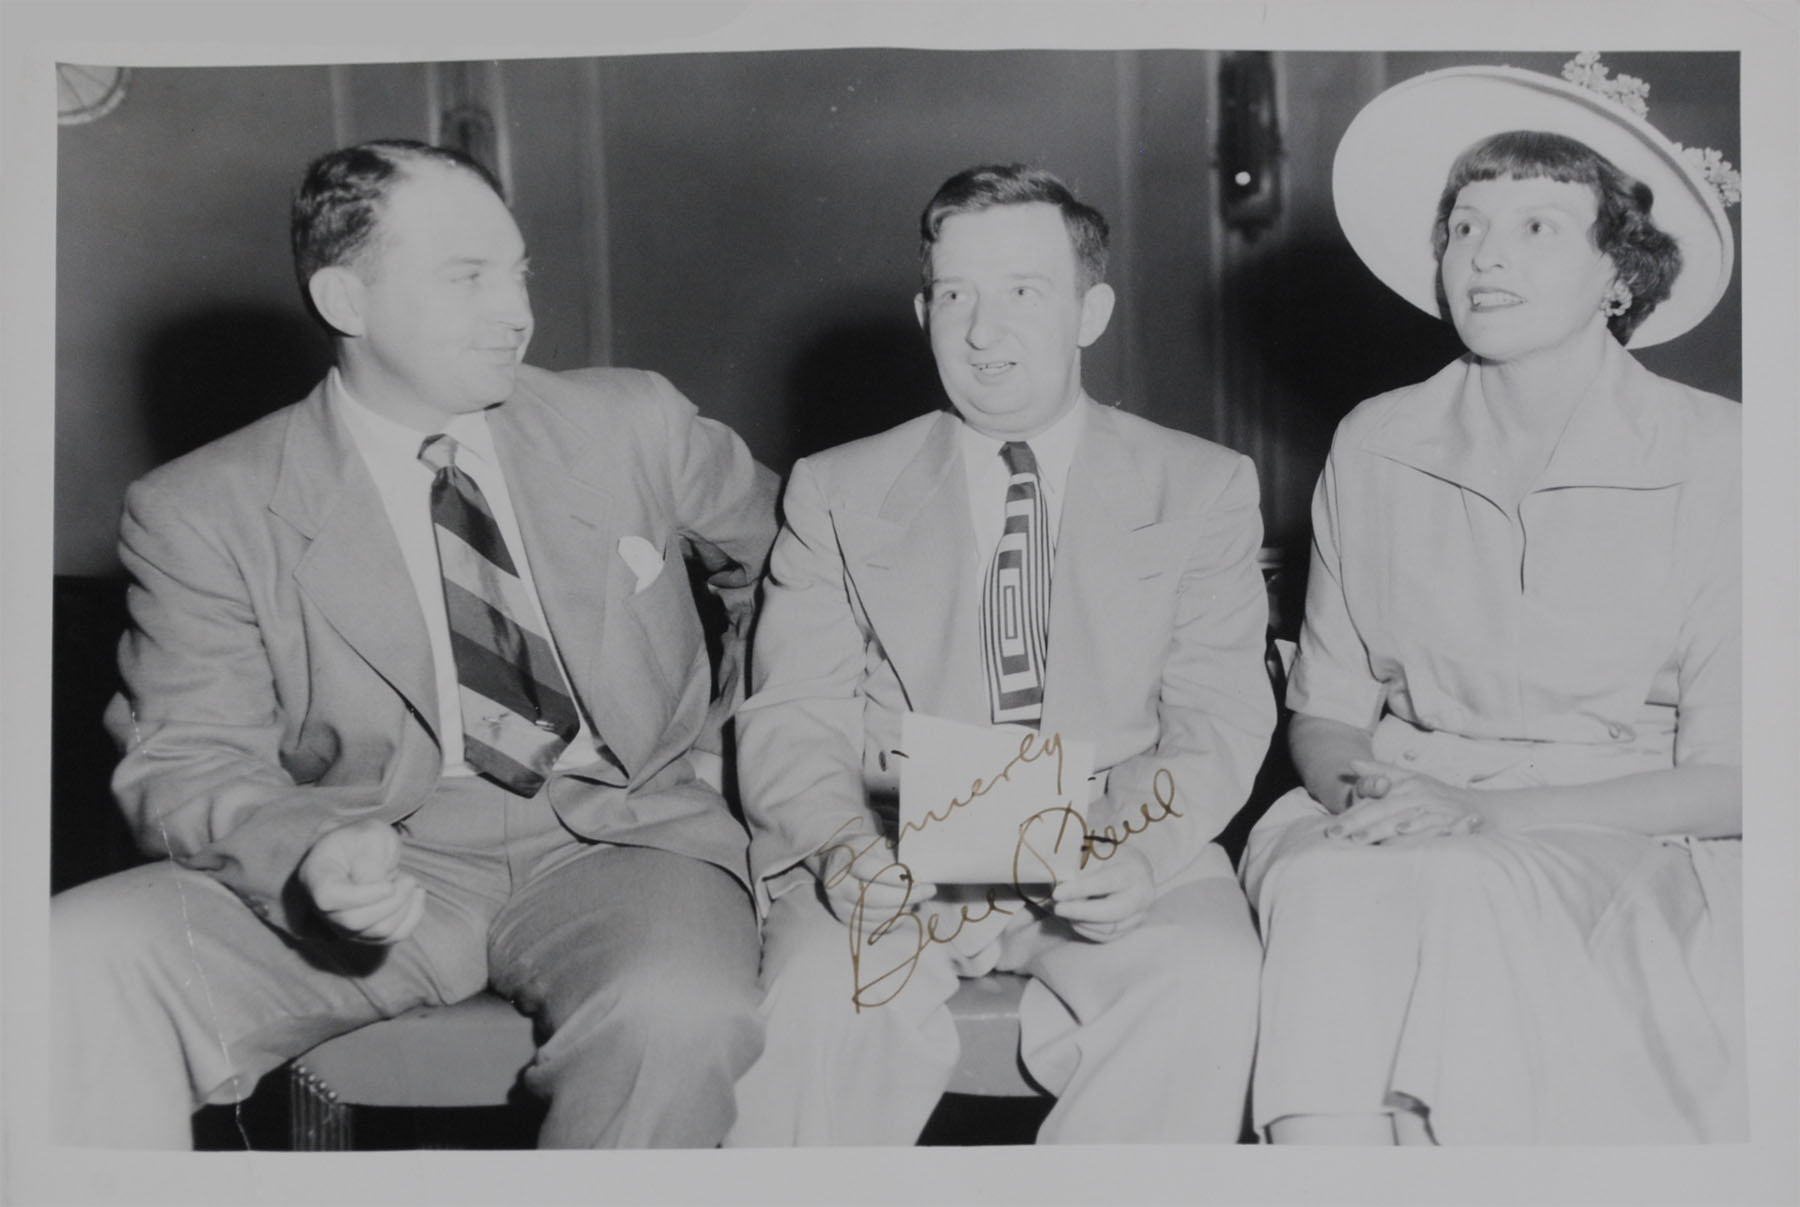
1325,759,1489,845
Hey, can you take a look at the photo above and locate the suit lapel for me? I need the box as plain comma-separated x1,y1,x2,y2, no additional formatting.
274,384,441,737
488,385,662,776
1040,403,1164,739
835,412,990,723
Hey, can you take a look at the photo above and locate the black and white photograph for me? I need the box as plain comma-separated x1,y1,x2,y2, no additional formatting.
4,3,1796,1205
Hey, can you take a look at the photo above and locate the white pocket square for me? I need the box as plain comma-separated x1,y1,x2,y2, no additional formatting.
618,535,666,594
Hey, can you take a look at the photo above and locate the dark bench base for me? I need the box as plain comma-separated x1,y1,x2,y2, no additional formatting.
197,1087,1053,1150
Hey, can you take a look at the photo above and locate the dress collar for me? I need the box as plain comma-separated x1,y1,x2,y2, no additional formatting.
1357,339,1687,507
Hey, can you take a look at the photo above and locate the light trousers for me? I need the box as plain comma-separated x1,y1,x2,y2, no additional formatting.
727,845,1260,1146
51,775,762,1149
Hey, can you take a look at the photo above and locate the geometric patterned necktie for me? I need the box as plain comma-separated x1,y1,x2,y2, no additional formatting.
419,433,579,796
981,440,1052,727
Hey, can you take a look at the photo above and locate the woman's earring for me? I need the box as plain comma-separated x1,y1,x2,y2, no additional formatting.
1601,280,1633,317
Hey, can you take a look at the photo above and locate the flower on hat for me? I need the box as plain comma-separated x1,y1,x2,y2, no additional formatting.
1674,144,1743,207
1561,51,1649,119
1559,51,1741,209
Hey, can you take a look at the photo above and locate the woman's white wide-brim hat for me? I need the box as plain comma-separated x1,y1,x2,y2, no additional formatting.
1332,64,1734,348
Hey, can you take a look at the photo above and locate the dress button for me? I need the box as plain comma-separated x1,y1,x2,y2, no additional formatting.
1607,723,1625,740
1401,749,1418,763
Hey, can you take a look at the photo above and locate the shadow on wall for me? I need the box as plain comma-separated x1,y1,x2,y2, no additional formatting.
1216,236,1466,553
139,303,333,464
1222,236,1466,458
782,315,945,467
51,576,138,893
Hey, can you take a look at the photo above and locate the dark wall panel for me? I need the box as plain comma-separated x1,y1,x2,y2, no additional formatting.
53,49,1740,576
56,65,339,575
596,48,1133,470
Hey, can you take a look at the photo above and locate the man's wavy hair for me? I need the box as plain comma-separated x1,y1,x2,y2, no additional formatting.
290,139,505,324
1431,130,1682,344
918,163,1110,298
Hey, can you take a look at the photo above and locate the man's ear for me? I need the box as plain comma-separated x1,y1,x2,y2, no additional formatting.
1076,283,1116,348
307,266,368,338
913,292,928,331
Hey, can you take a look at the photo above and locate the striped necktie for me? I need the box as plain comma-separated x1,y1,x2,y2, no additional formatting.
419,433,579,796
982,441,1051,726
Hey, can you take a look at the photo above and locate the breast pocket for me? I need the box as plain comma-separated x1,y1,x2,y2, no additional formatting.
1525,485,1680,693
1100,520,1196,664
624,532,707,693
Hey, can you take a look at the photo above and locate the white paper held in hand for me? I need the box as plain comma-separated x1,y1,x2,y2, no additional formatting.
897,712,1094,885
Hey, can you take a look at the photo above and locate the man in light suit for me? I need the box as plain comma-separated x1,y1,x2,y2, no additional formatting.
726,164,1273,1145
51,140,778,1148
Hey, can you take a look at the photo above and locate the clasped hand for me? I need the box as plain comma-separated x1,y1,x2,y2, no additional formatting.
1049,846,1156,941
1325,759,1489,845
298,818,427,944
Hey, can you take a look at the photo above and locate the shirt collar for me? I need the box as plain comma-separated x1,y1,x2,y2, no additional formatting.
329,368,501,474
956,393,1089,496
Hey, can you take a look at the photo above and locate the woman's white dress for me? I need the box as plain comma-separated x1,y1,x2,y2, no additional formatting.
1242,340,1745,1143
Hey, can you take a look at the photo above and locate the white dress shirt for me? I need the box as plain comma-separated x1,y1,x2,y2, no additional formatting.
330,370,605,777
958,393,1088,575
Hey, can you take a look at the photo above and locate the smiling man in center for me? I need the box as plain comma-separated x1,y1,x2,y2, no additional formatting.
727,164,1275,1145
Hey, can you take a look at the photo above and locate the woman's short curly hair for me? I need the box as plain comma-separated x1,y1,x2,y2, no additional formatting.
1431,130,1682,344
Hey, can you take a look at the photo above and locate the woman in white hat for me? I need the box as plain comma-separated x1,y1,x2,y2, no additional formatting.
1240,56,1744,1144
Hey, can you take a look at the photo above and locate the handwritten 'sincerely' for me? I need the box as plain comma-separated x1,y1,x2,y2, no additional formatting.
897,713,1093,884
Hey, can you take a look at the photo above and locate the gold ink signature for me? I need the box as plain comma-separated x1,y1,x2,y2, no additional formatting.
1078,767,1182,865
1011,768,1183,906
810,819,1018,1011
811,748,1184,1011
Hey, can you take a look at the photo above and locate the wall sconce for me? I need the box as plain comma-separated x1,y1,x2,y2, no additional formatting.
57,63,130,125
1217,51,1283,238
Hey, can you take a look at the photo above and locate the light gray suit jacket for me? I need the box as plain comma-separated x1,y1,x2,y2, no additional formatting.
739,400,1275,914
106,365,778,935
